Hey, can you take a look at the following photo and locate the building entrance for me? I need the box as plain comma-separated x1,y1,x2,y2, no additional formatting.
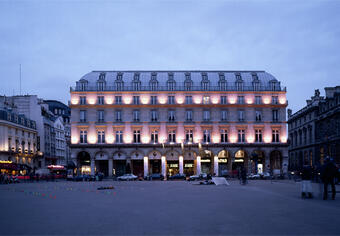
132,160,143,177
95,160,108,176
149,160,161,174
184,160,194,176
114,160,126,176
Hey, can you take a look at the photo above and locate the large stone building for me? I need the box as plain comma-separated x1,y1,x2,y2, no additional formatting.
288,86,340,170
70,71,288,177
0,108,38,174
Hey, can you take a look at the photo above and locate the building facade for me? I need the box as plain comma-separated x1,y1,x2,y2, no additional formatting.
0,109,38,174
70,71,288,177
288,86,340,170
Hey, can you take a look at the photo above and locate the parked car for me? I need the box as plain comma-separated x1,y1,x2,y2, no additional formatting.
261,172,271,179
188,173,207,181
168,173,186,180
117,174,138,181
145,173,164,180
248,173,261,179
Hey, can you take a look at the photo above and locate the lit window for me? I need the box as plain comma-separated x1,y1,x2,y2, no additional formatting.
203,96,210,104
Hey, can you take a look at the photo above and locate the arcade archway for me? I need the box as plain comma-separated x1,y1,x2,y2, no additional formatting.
77,151,91,174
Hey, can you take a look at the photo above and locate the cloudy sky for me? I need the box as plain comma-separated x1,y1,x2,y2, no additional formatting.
0,0,339,112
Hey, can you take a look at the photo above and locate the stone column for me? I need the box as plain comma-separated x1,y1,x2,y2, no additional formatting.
179,156,184,175
91,158,95,175
143,156,149,177
161,156,166,178
196,156,201,175
214,155,219,176
108,158,113,177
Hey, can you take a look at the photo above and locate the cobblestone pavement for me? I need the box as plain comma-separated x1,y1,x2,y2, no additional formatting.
0,179,339,235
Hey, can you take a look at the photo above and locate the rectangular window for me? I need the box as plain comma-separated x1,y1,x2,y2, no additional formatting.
133,96,140,105
185,96,192,104
97,96,104,105
203,96,210,104
97,131,105,144
168,130,176,143
80,130,87,144
272,110,279,122
151,110,158,122
221,110,227,121
151,96,157,105
272,96,278,104
272,129,280,142
221,96,227,104
238,129,245,142
186,110,193,121
255,96,262,105
255,129,262,142
115,96,122,104
115,130,123,143
220,129,228,143
255,111,262,122
168,96,175,104
151,130,158,143
133,130,141,143
185,130,193,143
116,110,122,122
133,110,140,122
238,96,244,104
203,130,211,143
238,110,245,122
98,110,104,122
80,110,86,122
80,96,86,105
203,110,210,121
168,110,175,122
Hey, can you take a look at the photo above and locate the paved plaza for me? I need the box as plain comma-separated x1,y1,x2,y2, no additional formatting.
0,179,339,235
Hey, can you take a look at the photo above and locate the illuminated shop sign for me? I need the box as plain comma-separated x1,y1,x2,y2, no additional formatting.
0,160,13,164
169,164,178,168
201,159,211,163
184,164,194,168
218,159,227,163
234,159,244,162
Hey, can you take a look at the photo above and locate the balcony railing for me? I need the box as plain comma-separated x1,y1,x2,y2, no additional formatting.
71,85,286,92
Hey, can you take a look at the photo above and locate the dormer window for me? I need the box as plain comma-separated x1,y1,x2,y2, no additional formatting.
78,80,88,91
252,73,260,91
97,73,106,91
115,73,124,91
149,72,158,91
201,73,210,91
235,73,243,91
167,73,176,91
133,73,141,91
218,73,227,91
270,80,278,91
184,72,192,91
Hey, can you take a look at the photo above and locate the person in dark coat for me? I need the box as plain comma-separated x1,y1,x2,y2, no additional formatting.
301,165,313,198
240,167,247,185
320,157,337,200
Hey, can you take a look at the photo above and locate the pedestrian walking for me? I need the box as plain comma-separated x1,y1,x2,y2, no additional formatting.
320,157,337,200
301,165,313,199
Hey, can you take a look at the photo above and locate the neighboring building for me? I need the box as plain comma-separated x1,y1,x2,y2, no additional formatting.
45,100,71,166
0,95,68,168
288,86,340,170
70,71,289,177
0,108,38,174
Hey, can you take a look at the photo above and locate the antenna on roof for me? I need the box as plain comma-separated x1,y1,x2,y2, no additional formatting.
19,64,22,95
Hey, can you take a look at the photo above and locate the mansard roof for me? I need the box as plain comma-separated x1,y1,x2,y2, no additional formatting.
75,70,282,91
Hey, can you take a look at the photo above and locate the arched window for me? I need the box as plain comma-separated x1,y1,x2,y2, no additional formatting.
235,73,243,91
167,72,176,91
97,73,106,91
132,73,141,91
184,72,192,91
115,72,124,91
149,72,158,91
201,73,210,91
218,73,226,91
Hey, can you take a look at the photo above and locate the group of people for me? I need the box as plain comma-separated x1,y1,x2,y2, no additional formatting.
301,156,338,200
0,173,18,184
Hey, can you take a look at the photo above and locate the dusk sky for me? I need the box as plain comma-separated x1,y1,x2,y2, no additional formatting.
1,0,339,113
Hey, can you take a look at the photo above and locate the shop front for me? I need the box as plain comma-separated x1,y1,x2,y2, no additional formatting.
167,161,179,176
184,160,194,176
218,150,230,177
201,150,213,174
77,151,91,175
132,160,143,177
113,152,127,176
251,150,265,174
0,160,18,175
232,150,247,176
148,151,162,174
95,152,109,176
